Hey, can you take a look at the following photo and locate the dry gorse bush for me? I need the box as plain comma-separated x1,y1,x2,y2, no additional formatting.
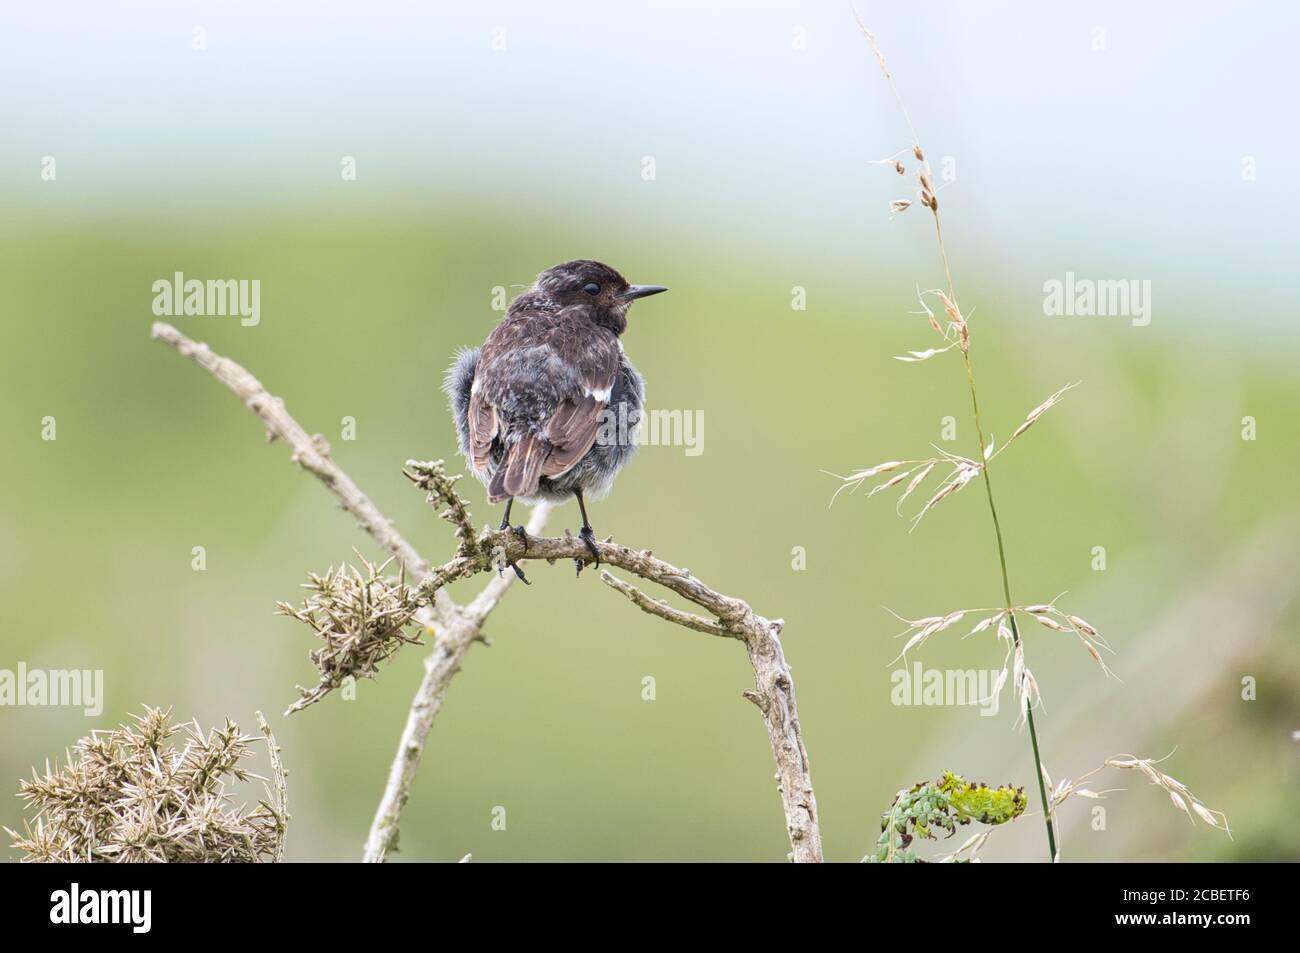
277,462,496,717
278,552,424,714
6,706,288,863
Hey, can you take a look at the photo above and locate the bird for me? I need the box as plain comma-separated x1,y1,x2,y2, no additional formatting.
444,259,668,580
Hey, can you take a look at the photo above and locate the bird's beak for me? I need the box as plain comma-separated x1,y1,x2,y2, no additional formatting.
621,284,669,301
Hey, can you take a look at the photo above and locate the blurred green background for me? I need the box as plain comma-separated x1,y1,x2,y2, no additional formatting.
2,1,1297,862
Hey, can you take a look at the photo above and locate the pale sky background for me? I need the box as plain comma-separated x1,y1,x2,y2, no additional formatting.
2,0,1296,335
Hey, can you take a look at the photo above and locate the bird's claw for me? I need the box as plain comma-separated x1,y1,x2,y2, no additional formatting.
495,523,530,585
575,525,601,577
497,520,529,583
498,517,530,549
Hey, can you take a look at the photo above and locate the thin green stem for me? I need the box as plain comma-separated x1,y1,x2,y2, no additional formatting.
935,211,1057,862
857,20,1058,857
961,352,1056,862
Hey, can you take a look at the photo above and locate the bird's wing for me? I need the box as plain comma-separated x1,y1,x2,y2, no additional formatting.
541,326,620,478
467,390,498,473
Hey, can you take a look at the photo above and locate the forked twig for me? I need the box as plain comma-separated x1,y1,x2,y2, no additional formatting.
154,322,824,863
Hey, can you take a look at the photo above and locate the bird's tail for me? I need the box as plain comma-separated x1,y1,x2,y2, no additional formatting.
487,433,548,503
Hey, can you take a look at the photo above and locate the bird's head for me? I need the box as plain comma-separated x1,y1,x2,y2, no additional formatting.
533,259,667,334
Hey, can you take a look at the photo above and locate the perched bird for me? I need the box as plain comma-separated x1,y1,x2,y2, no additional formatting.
445,260,667,579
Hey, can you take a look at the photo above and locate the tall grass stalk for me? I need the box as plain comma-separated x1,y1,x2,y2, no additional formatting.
855,16,1058,860
846,23,1229,863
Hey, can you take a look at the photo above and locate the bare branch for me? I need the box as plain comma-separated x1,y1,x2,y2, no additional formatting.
150,322,451,619
599,570,734,638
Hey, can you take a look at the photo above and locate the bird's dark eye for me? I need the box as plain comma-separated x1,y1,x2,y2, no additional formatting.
582,282,600,296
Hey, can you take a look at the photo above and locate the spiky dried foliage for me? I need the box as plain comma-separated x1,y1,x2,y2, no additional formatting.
278,553,423,714
6,707,288,863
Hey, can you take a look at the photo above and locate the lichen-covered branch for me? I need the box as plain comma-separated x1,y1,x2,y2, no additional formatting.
362,501,552,864
402,460,824,863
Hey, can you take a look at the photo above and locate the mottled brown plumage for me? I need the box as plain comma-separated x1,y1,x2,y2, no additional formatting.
469,305,622,501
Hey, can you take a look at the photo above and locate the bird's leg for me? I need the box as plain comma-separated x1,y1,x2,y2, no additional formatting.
573,489,600,576
497,498,530,585
498,498,529,551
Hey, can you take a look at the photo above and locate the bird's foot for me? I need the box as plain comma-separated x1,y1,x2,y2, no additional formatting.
496,556,531,585
497,516,529,581
574,525,601,577
494,521,531,584
498,515,530,548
